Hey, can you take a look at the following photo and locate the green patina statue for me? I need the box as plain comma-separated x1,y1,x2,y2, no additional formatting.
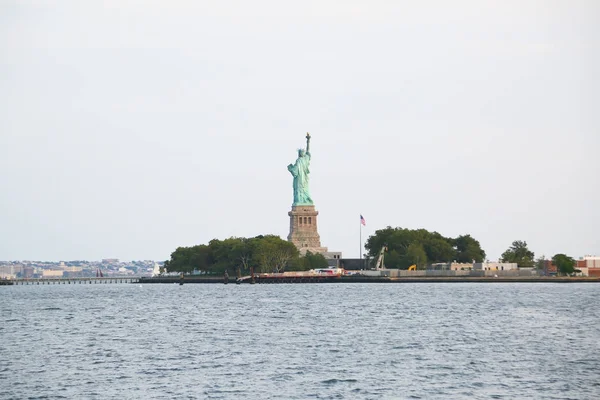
287,133,313,206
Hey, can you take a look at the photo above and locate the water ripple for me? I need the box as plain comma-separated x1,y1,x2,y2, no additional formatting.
2,283,600,399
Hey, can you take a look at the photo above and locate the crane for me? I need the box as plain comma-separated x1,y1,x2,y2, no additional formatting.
374,246,387,270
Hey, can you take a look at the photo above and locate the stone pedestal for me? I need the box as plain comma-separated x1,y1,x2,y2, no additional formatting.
287,205,328,255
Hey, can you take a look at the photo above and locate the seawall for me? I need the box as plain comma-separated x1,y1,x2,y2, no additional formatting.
139,276,600,284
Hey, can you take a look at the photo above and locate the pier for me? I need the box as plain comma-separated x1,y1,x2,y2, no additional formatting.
9,277,139,285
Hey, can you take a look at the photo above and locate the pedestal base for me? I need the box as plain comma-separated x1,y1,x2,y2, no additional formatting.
287,205,328,255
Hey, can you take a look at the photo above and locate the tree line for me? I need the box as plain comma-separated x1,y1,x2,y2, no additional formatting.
163,229,579,276
163,235,328,275
364,227,486,269
365,228,578,275
500,240,577,275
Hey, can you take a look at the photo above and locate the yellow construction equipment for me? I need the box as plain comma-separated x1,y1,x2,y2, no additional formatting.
408,264,417,271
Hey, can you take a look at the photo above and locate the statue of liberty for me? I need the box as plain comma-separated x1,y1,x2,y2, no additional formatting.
287,133,313,206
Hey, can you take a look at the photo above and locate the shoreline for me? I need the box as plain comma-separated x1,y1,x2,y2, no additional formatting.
138,276,600,284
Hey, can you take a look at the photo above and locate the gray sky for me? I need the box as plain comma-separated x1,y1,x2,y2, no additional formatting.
1,0,598,262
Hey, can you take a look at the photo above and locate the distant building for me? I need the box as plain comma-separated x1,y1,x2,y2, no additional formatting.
449,262,473,271
543,260,558,276
577,255,600,277
429,263,452,270
0,264,25,279
338,258,369,270
323,252,342,267
429,261,518,271
473,262,518,271
0,265,19,279
42,270,64,278
22,266,34,278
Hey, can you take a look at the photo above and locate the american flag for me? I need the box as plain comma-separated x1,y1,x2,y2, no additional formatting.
360,215,366,226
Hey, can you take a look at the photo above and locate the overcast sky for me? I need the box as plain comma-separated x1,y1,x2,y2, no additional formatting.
1,1,598,262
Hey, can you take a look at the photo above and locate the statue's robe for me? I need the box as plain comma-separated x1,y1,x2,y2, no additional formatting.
287,152,313,205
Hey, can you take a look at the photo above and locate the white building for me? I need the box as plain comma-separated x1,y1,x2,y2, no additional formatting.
473,262,518,271
577,255,600,277
0,265,18,279
580,255,600,267
449,262,473,271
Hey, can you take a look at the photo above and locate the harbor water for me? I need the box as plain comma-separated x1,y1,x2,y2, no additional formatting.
2,283,599,399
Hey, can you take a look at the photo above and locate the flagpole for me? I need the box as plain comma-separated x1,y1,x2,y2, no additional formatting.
359,219,362,261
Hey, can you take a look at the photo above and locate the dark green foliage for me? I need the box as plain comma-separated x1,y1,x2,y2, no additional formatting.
254,235,299,273
364,227,486,269
288,251,329,271
423,237,455,263
501,240,534,268
382,249,403,269
454,235,486,263
305,251,329,269
165,245,212,274
535,255,546,270
406,243,428,269
167,227,487,273
165,235,299,274
552,253,576,276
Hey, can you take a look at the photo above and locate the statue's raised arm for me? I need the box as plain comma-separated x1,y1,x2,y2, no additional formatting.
305,132,311,156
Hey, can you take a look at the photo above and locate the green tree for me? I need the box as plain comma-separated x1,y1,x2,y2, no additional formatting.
364,226,402,258
365,227,418,261
365,226,486,268
164,234,305,275
382,249,402,269
500,240,535,268
454,235,486,263
208,237,261,276
237,237,259,273
165,245,212,274
534,255,546,270
255,235,299,273
552,254,575,276
406,243,428,269
288,251,329,271
423,237,455,263
209,238,242,273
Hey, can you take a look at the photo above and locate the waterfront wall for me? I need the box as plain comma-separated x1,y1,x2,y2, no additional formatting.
361,269,540,278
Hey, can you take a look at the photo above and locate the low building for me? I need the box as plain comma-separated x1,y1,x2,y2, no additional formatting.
338,258,370,270
429,263,452,270
543,260,558,276
324,252,342,267
577,255,600,277
473,262,518,271
0,264,24,279
0,266,16,279
22,266,34,278
449,262,473,271
42,270,64,278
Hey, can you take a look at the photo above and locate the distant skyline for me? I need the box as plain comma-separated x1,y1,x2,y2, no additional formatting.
1,1,598,262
